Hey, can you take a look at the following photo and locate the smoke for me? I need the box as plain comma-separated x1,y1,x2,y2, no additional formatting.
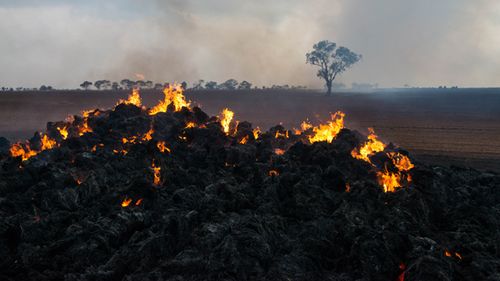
0,0,499,88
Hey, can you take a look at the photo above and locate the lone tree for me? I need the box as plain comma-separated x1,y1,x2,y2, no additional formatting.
80,81,93,90
306,40,361,95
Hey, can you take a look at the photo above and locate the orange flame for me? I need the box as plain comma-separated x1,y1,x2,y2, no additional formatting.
121,197,132,207
149,84,190,115
57,126,69,140
185,122,196,128
142,127,154,142
40,134,57,150
253,127,261,140
152,161,161,186
220,108,234,135
118,88,142,107
351,128,386,163
387,152,415,172
157,141,171,153
377,169,402,193
239,135,249,144
301,120,313,131
308,111,345,143
135,198,143,206
275,130,289,139
79,122,92,136
10,143,38,161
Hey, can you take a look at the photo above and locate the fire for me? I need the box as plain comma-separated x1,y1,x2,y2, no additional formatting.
135,198,143,206
185,122,196,128
275,130,289,139
157,141,171,153
239,135,249,144
377,169,402,193
152,161,161,186
11,133,59,161
57,126,69,140
10,143,37,161
345,183,351,192
117,88,142,107
220,108,234,135
387,152,415,171
121,197,132,207
351,128,386,163
142,127,154,142
308,111,345,143
41,134,57,150
78,110,93,136
268,169,279,176
149,84,190,115
301,120,313,131
253,127,261,140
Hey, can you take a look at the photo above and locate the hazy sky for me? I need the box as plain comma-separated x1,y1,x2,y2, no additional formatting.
1,0,499,88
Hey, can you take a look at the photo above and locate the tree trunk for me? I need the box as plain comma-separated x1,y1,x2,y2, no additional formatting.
326,81,332,96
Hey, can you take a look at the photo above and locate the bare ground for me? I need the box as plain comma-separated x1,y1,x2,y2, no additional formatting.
1,88,499,171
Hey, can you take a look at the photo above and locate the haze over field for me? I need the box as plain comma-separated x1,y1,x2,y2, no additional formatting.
1,0,500,89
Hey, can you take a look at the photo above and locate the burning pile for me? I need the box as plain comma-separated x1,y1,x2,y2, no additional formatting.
0,85,499,281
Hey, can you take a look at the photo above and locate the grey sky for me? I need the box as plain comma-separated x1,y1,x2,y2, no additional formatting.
0,0,499,88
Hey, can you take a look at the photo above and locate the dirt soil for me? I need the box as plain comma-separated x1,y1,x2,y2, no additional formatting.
0,88,499,171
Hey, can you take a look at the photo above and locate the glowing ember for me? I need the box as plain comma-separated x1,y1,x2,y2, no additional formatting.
57,126,69,140
444,250,462,260
345,183,351,192
135,198,143,206
185,122,196,128
117,88,142,107
157,141,171,153
308,111,345,143
268,169,279,176
377,169,402,193
121,197,132,207
240,136,250,144
239,135,249,144
274,148,285,155
220,108,234,135
398,263,406,281
152,161,161,186
351,128,386,163
149,83,190,115
142,128,154,142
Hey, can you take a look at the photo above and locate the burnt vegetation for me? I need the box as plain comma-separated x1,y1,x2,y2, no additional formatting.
0,85,499,281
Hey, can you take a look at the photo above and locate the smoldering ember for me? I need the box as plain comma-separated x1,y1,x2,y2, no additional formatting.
0,85,499,281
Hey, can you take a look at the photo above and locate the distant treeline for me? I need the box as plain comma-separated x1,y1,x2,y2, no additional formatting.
0,79,307,92
77,79,308,91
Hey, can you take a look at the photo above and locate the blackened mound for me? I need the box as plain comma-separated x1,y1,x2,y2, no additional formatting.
0,104,499,281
